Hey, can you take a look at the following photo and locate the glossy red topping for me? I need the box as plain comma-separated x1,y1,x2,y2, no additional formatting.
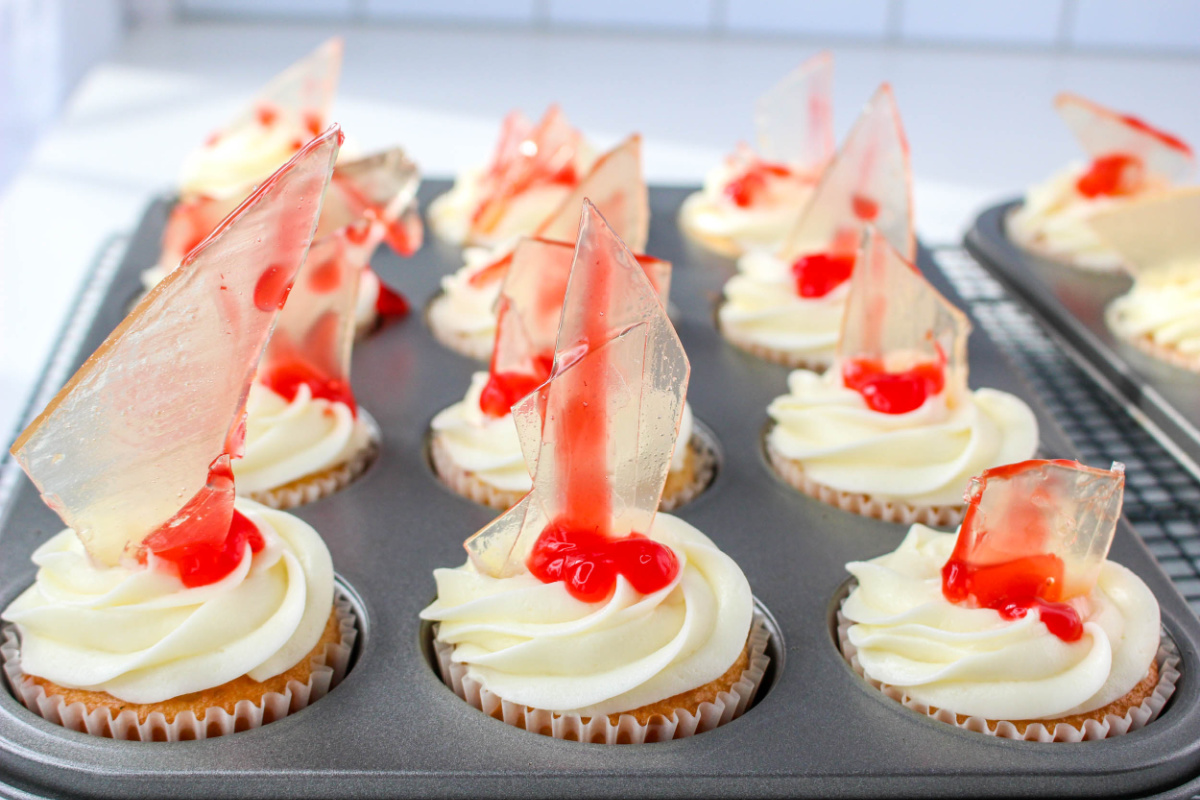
792,252,856,298
254,264,295,311
723,159,793,208
842,357,945,414
374,280,410,319
154,509,265,588
480,355,553,418
260,354,357,412
527,521,679,603
1076,154,1144,198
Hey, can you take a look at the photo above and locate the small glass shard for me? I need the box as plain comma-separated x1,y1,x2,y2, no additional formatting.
1087,186,1200,278
779,83,914,267
224,37,342,145
755,51,835,173
11,129,341,566
466,201,689,577
1056,93,1195,184
321,147,423,255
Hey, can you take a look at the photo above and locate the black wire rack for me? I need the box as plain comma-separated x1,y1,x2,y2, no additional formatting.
934,246,1200,616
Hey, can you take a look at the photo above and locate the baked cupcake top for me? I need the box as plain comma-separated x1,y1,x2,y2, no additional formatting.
1008,93,1194,272
719,83,913,368
4,131,343,699
767,228,1038,512
422,202,754,715
427,105,599,247
679,52,834,256
428,135,649,361
1089,187,1200,369
843,459,1161,723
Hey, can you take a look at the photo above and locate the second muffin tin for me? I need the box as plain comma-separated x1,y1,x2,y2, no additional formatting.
0,184,1198,798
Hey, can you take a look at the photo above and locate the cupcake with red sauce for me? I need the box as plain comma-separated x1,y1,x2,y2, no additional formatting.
420,202,767,744
1,132,355,741
839,459,1177,741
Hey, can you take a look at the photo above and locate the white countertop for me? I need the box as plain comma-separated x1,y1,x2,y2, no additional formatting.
3,19,1199,443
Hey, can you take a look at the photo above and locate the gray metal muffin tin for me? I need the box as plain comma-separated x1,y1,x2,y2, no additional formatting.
1,183,1199,798
966,200,1200,484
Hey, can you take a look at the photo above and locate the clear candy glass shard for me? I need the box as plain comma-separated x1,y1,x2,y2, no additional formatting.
226,37,343,140
160,194,243,274
466,202,689,577
779,83,913,265
1055,93,1195,183
534,135,649,253
958,459,1126,601
470,104,584,240
11,129,341,566
1086,187,1200,277
755,51,835,172
322,147,423,255
839,227,971,395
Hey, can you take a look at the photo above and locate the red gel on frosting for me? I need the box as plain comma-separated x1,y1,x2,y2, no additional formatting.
528,521,679,603
723,160,793,208
1076,153,1144,198
260,356,356,412
479,355,553,418
374,281,411,319
792,252,856,298
842,357,945,415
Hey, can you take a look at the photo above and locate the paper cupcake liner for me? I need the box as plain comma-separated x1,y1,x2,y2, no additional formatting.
1,595,358,742
766,441,964,528
431,432,716,513
836,605,1179,742
1114,329,1200,375
719,322,832,372
432,614,770,744
426,292,494,362
247,412,382,510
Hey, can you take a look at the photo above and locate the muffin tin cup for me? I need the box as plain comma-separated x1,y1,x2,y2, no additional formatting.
1,185,1200,797
965,200,1200,482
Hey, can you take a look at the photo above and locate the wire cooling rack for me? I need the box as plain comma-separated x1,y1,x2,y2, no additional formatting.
934,247,1200,616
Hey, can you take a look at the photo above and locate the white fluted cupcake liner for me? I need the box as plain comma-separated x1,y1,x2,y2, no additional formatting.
426,292,494,362
431,432,717,513
766,442,965,528
836,606,1179,742
247,412,381,510
432,614,770,744
719,321,832,372
1,595,358,742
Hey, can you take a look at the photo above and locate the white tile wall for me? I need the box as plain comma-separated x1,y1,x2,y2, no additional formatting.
364,0,536,24
548,0,711,30
900,0,1064,46
725,0,892,40
1070,0,1200,53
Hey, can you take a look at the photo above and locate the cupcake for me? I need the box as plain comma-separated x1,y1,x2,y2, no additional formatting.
427,104,597,247
1008,93,1194,272
430,236,712,510
428,135,649,360
680,52,834,257
719,83,914,370
1088,187,1200,372
2,131,354,741
421,202,768,744
839,459,1178,741
141,37,423,335
766,227,1039,527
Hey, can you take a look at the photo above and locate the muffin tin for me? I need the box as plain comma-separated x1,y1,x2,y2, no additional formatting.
966,200,1200,483
1,184,1200,797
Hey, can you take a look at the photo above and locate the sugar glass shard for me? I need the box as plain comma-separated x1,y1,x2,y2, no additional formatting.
469,104,584,240
160,194,244,274
225,37,342,144
1087,186,1200,277
779,84,914,265
839,227,971,399
534,135,649,253
11,129,341,566
755,51,835,172
321,147,423,255
950,459,1125,602
1056,93,1194,183
466,202,689,577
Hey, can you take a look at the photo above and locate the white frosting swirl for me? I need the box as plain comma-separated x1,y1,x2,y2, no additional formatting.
767,367,1039,506
1008,163,1172,272
420,513,753,716
680,157,816,253
179,123,308,199
427,246,508,355
1107,267,1200,359
432,372,694,493
844,524,1161,721
2,499,335,704
719,251,845,365
233,382,372,493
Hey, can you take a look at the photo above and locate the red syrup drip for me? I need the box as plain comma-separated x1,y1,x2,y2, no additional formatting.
374,280,411,319
479,355,554,418
851,193,879,221
303,111,324,138
528,523,679,603
141,459,265,588
842,357,945,415
254,265,295,311
1118,112,1193,154
261,314,357,414
467,251,516,289
791,252,856,298
256,105,278,127
1076,154,1144,198
723,160,793,207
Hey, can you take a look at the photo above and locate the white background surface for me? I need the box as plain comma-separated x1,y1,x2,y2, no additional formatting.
2,17,1200,445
